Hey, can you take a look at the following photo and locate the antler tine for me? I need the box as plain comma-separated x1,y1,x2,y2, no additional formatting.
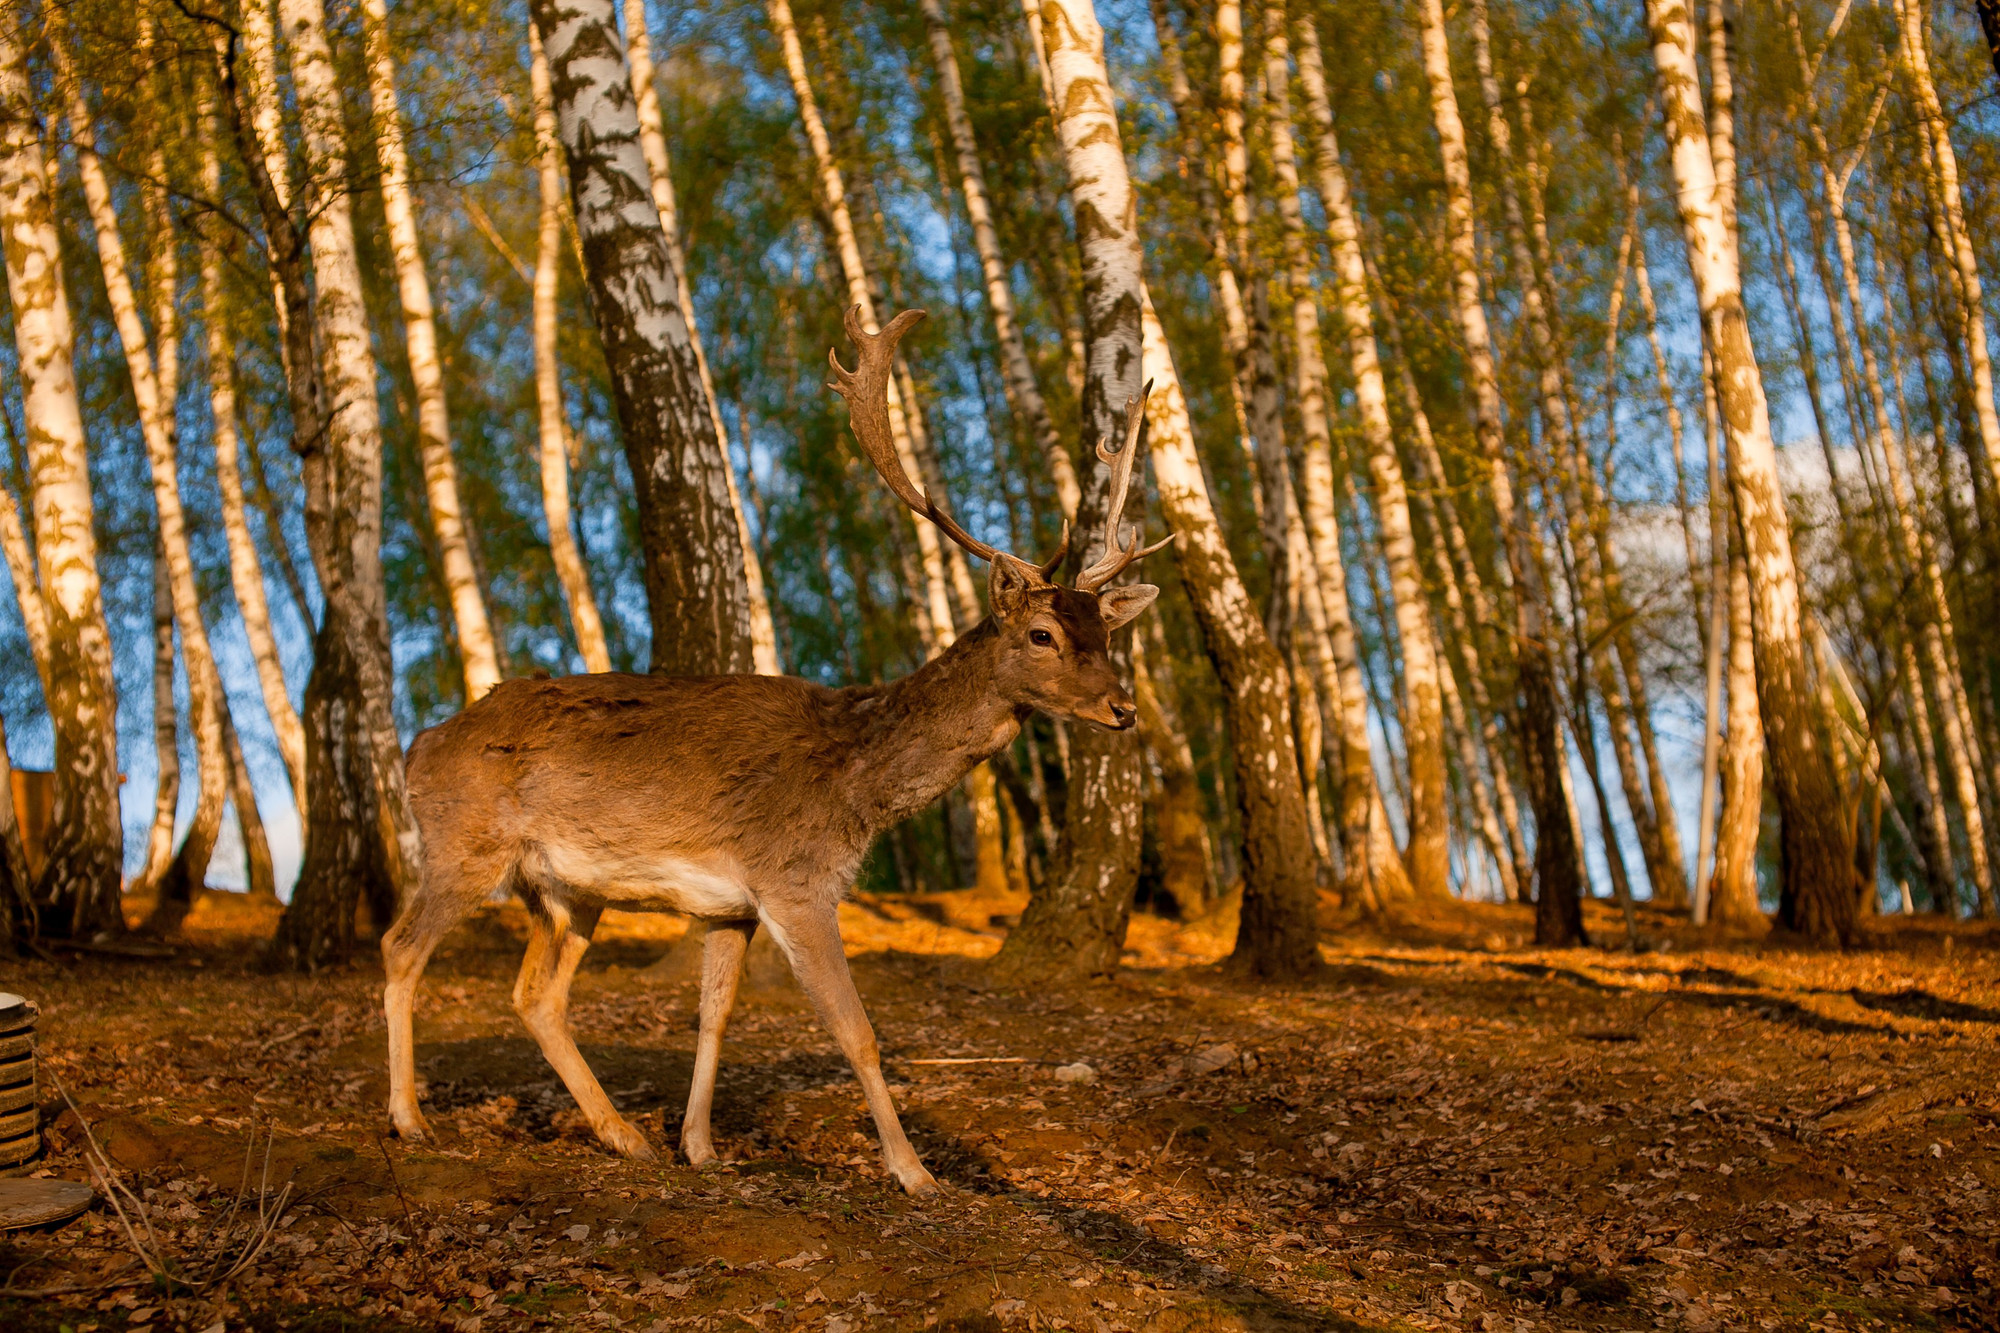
826,304,1002,564
1076,382,1171,593
1034,521,1071,581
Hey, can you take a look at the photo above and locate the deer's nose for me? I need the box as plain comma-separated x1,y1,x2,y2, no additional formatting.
1110,700,1137,730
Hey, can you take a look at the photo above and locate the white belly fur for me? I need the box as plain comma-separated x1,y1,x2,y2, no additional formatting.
531,842,758,919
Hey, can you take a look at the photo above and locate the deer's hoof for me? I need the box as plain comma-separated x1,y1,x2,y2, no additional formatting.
683,1135,717,1168
894,1163,940,1197
600,1118,657,1161
391,1111,433,1143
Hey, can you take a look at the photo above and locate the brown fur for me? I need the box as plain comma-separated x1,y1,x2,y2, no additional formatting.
380,570,1157,1194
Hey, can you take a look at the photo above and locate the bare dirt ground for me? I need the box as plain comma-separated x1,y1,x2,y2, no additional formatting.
2,891,1997,1333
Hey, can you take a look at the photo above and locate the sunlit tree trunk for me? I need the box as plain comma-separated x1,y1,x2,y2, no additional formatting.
198,93,307,822
920,0,1079,518
624,0,781,675
220,706,277,901
528,0,755,677
1283,11,1450,902
1647,0,1853,943
529,25,613,675
275,0,425,917
1415,0,1583,940
765,0,1008,898
136,542,179,896
1015,0,1318,976
55,27,229,925
360,0,502,702
1707,514,1764,931
1132,633,1214,916
0,472,44,692
0,27,123,937
1893,0,2000,504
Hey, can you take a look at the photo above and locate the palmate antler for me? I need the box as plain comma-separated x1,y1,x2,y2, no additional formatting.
828,304,1170,589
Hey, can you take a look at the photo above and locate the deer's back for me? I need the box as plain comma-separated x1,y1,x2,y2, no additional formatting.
407,672,870,902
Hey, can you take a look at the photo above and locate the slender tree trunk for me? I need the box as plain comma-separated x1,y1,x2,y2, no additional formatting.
1017,0,1318,977
360,0,502,702
624,0,781,675
1284,12,1450,903
1132,633,1213,916
137,541,180,896
55,31,230,925
1647,0,1854,944
0,26,123,938
258,0,425,949
1708,514,1765,930
198,93,307,823
765,0,1008,897
920,0,1079,518
0,712,33,948
220,706,277,901
1894,0,2000,502
0,467,45,694
530,25,613,674
528,0,755,676
1415,0,1583,939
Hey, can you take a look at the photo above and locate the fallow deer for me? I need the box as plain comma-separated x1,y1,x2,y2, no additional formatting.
380,306,1172,1195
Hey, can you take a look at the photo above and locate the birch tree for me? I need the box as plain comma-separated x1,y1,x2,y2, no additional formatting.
530,23,613,674
1415,0,1584,941
360,0,503,702
527,0,756,676
0,21,123,938
1011,0,1320,977
624,0,781,675
1646,0,1854,943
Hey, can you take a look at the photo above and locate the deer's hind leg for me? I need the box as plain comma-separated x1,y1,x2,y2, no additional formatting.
383,855,501,1142
514,898,655,1160
761,902,937,1196
681,919,755,1167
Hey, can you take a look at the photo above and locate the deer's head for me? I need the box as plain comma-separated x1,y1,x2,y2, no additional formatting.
828,306,1172,731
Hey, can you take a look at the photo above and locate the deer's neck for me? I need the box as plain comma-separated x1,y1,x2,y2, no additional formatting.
844,620,1024,833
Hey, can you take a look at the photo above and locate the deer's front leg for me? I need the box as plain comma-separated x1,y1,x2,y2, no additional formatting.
764,904,937,1196
681,919,754,1167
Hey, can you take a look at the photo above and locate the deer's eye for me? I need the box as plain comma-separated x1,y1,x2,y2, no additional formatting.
1029,629,1055,648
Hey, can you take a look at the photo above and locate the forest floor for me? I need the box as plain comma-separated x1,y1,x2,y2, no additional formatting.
1,889,1997,1333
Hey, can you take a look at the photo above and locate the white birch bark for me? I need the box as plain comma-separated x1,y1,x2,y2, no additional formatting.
56,27,232,904
198,93,307,820
920,0,1080,519
530,24,614,675
766,0,958,652
0,472,46,691
1647,0,1853,941
360,0,502,701
1893,0,2000,500
1278,11,1449,900
136,542,179,895
282,0,425,891
0,21,122,931
624,0,781,674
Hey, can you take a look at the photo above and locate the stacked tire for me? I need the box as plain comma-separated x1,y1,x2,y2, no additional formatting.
0,994,36,1168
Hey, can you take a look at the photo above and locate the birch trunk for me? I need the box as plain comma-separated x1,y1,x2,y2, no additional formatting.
1017,0,1318,977
765,0,1008,897
1692,351,1729,921
1415,0,1584,937
1894,0,2000,501
528,0,755,676
1282,12,1449,901
624,0,781,674
137,542,179,895
270,0,425,930
0,27,123,937
360,0,502,702
530,24,613,674
198,95,307,821
1708,519,1764,930
56,30,230,922
920,0,1080,519
1647,0,1854,943
0,471,45,692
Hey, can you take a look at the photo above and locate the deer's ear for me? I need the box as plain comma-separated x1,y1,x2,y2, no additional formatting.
989,554,1042,625
1096,583,1159,633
